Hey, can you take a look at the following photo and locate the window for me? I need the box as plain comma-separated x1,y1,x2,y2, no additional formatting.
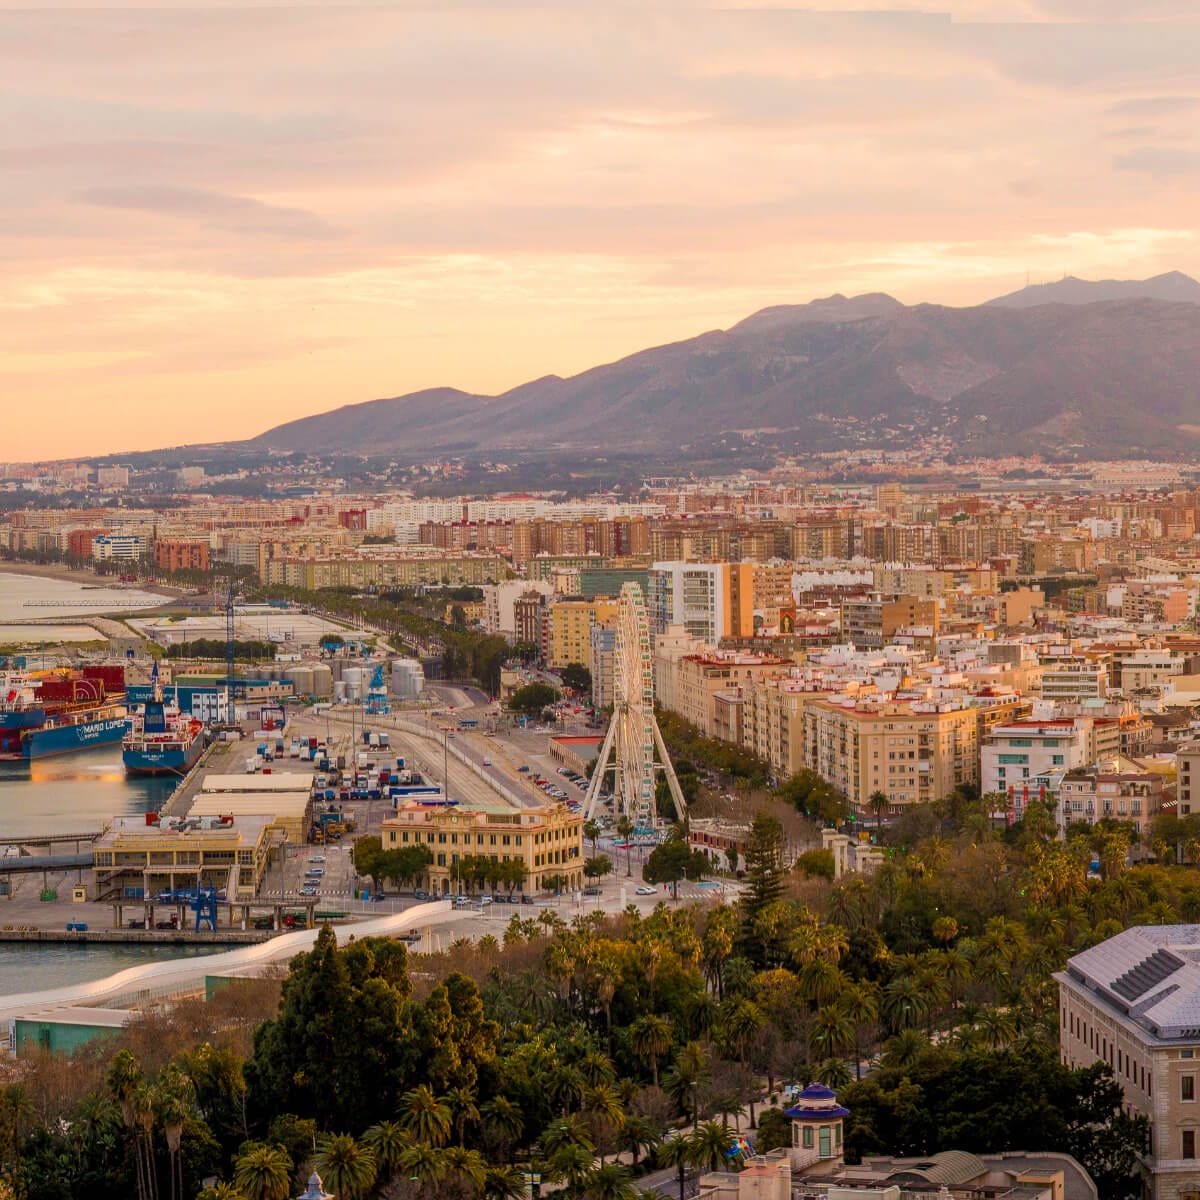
802,1127,813,1149
1184,1131,1195,1160
1184,1077,1195,1102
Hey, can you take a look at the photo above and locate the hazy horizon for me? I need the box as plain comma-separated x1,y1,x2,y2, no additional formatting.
6,1,1200,461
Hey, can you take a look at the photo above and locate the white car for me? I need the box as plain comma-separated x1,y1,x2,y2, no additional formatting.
482,757,492,766
636,885,658,896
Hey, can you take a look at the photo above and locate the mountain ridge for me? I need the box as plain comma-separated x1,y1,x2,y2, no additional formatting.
246,273,1200,460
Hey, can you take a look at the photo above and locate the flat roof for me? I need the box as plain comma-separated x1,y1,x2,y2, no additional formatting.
15,1007,134,1028
188,794,311,817
201,773,312,792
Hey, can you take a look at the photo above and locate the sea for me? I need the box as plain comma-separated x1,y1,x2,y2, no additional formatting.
0,569,162,644
0,572,222,994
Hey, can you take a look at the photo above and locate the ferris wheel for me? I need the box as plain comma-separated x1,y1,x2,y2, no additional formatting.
583,583,687,830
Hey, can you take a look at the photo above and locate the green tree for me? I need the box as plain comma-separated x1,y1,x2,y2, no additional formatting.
561,663,593,694
233,1142,293,1200
398,1085,452,1147
314,1133,377,1200
509,682,560,715
629,1013,673,1089
584,855,614,882
644,838,708,898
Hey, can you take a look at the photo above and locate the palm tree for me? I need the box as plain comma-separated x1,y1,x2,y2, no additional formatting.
881,974,929,1032
616,816,635,876
197,1184,243,1200
399,1084,452,1147
618,1112,660,1168
814,1057,853,1090
154,1063,194,1200
583,1084,626,1163
688,1121,735,1173
656,1134,696,1200
810,1003,855,1062
868,789,889,831
629,1013,673,1089
978,1007,1018,1049
485,1165,529,1200
663,1041,711,1125
549,1141,597,1195
797,959,845,1007
233,1143,293,1200
315,1133,377,1200
840,981,879,1079
583,1163,640,1200
542,1113,595,1157
481,1097,524,1159
881,1029,930,1071
363,1120,410,1182
443,1146,488,1193
583,819,602,858
447,1086,481,1146
108,1049,152,1200
398,1143,447,1186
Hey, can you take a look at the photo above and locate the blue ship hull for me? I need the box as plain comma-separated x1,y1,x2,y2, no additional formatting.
123,736,204,777
21,717,128,759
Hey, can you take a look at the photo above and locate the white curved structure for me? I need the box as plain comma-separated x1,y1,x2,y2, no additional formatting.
583,583,686,830
0,900,455,1026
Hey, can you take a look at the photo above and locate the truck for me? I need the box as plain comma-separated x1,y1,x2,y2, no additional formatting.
379,732,390,749
368,732,380,749
275,737,286,757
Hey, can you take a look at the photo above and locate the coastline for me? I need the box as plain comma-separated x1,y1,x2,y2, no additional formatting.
0,560,179,598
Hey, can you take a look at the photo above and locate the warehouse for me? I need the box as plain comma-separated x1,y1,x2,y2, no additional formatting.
187,792,312,846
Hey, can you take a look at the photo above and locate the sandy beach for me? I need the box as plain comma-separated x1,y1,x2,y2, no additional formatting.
0,560,178,597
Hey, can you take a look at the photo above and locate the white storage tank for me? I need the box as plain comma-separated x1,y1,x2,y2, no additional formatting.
285,666,315,697
333,680,348,703
390,658,426,700
310,663,334,698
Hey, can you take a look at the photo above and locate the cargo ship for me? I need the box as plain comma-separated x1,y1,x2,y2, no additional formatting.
122,665,206,776
0,665,128,761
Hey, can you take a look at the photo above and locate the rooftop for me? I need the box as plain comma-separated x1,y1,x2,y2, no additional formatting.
1061,925,1200,1041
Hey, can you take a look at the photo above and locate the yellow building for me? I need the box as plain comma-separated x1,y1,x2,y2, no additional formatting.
381,800,584,894
92,814,274,903
802,699,980,817
543,597,618,670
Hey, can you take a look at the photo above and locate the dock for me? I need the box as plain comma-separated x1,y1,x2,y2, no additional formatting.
0,927,272,945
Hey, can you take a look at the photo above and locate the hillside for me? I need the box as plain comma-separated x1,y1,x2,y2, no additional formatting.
247,279,1200,460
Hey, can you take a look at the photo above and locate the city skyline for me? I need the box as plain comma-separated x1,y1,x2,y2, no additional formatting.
5,1,1200,459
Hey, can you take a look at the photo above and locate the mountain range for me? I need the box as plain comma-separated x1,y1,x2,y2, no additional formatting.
248,272,1200,461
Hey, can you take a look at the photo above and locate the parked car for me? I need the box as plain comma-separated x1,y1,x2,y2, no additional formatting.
517,765,530,773
413,889,428,900
636,885,658,896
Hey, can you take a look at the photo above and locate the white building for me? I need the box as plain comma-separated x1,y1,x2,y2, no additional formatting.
92,533,145,561
980,718,1092,800
648,562,729,643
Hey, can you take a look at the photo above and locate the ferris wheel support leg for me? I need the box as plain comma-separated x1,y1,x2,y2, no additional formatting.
583,716,620,821
652,716,689,824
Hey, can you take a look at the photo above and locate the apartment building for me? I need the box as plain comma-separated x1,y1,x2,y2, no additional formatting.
801,699,979,817
381,800,583,895
981,719,1093,798
543,597,618,670
152,538,211,573
841,593,940,650
1040,657,1109,703
1058,925,1200,1200
91,533,145,561
1057,761,1163,835
742,675,824,779
667,651,791,738
590,624,617,710
1176,741,1200,817
648,562,731,643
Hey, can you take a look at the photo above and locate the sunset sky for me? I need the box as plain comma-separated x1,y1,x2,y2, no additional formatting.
5,0,1200,461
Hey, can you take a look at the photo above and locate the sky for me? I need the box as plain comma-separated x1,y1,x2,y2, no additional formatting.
4,1,1200,462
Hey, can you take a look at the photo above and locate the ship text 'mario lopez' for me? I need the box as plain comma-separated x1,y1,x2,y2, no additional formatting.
0,666,128,761
122,674,205,777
